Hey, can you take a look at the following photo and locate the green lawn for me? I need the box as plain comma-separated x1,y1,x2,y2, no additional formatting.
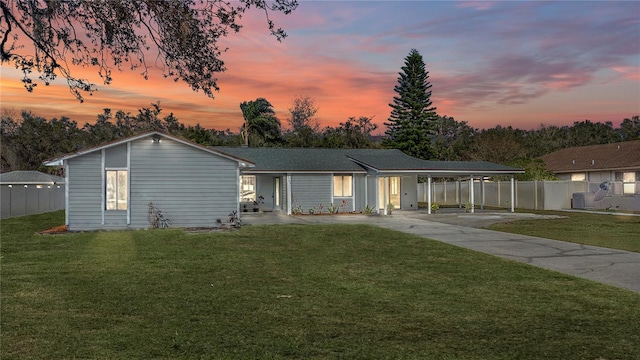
2,211,639,359
489,210,640,252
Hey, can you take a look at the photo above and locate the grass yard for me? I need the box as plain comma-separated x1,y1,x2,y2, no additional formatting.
2,211,640,359
489,210,640,253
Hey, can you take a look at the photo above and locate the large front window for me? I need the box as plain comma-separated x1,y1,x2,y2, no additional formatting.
106,170,127,210
240,175,256,202
333,175,353,197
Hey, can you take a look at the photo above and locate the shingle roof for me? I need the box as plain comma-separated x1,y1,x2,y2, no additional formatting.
43,131,254,167
540,141,640,173
0,171,65,184
215,147,523,175
214,147,368,172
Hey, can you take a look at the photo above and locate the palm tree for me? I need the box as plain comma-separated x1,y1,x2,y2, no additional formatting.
240,98,282,147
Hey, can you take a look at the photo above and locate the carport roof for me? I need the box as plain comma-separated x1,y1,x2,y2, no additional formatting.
214,147,523,176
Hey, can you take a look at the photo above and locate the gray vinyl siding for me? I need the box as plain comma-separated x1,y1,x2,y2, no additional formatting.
256,175,274,210
105,144,127,168
66,152,103,231
401,175,418,210
353,174,367,212
366,176,378,211
290,174,332,212
128,138,238,228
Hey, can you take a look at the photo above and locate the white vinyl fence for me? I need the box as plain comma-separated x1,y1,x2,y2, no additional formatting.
418,180,589,210
1,184,65,219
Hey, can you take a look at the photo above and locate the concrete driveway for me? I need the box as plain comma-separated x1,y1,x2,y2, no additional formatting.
242,211,640,294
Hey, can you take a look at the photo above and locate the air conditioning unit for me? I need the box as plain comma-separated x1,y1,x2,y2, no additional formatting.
572,192,594,209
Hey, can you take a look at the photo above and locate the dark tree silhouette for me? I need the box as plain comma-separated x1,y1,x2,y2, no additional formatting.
0,0,297,101
384,49,438,159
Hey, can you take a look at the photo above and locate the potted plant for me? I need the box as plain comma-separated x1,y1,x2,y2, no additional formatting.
386,203,395,215
464,203,473,213
253,195,264,212
431,202,440,212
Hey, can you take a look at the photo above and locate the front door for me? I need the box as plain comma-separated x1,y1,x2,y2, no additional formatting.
378,177,401,211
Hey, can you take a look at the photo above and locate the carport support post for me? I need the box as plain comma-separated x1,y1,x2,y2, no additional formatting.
286,174,292,215
457,177,462,208
510,176,515,213
427,175,432,214
469,175,475,213
383,177,388,215
480,176,485,210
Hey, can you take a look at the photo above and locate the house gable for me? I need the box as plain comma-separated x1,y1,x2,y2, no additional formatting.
44,131,254,168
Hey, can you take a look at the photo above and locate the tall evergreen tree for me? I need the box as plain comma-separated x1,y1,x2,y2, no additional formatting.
384,49,438,159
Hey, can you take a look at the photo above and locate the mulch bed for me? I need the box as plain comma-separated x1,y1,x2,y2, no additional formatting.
38,225,68,235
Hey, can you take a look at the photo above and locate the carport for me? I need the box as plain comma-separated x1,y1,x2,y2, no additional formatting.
347,155,524,215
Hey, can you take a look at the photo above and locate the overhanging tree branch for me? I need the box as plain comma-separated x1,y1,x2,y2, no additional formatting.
0,0,298,102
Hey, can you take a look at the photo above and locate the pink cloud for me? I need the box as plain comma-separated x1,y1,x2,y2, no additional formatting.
610,66,640,81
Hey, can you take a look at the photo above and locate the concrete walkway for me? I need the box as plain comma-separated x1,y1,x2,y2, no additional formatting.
242,211,640,294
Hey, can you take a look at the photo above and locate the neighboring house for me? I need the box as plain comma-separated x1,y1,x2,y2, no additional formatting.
540,141,640,210
0,170,65,218
45,131,523,231
215,146,523,215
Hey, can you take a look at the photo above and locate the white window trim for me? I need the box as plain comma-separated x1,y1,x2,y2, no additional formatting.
622,172,636,195
105,168,128,211
333,174,353,198
240,175,257,203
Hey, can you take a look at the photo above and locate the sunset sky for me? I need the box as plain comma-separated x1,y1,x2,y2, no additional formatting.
1,1,639,134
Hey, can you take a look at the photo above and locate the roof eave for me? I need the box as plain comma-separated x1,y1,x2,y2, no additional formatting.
242,169,368,174
42,131,256,167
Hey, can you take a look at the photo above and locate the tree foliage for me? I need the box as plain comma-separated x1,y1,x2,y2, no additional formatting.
0,102,238,173
431,115,475,161
619,116,640,141
384,48,438,159
320,116,379,149
0,0,297,101
464,126,528,165
240,98,282,147
285,95,320,147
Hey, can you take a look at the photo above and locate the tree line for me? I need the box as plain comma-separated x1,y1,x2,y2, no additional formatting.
1,100,638,179
0,98,380,174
